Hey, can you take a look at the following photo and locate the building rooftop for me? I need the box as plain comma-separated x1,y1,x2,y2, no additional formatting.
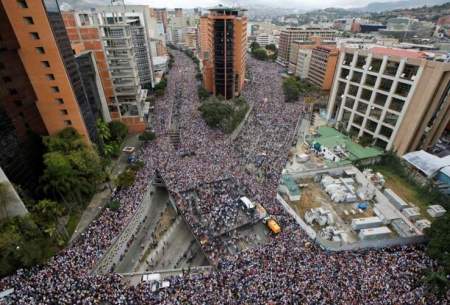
403,150,450,177
309,127,383,163
369,47,427,59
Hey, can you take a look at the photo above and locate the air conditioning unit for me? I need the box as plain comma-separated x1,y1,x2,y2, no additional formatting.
411,75,416,80
368,66,373,71
401,73,405,77
346,76,349,80
343,61,347,65
363,65,368,69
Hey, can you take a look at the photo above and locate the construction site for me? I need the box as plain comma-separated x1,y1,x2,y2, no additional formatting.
278,165,445,250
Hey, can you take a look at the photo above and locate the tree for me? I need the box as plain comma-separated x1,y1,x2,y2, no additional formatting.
425,213,450,273
116,170,136,189
265,44,277,52
41,129,104,207
96,119,111,143
250,41,260,52
282,77,301,103
43,128,85,154
198,99,233,128
33,199,63,223
422,270,449,295
198,86,210,101
108,121,128,143
139,131,156,142
252,48,269,61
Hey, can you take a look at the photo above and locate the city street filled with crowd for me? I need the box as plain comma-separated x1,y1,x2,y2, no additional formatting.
0,50,448,305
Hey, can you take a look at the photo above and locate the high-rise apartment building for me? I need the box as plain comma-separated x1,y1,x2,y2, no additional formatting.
62,11,114,121
199,6,247,100
307,46,339,90
0,0,99,188
287,37,335,75
327,47,450,155
97,5,156,90
277,27,336,66
98,8,148,133
1,0,97,141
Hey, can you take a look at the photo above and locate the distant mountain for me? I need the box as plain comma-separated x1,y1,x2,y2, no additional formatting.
357,0,449,12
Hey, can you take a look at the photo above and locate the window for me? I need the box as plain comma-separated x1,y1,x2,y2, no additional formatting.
23,17,34,25
384,112,399,126
46,74,55,80
64,120,72,126
2,76,12,83
353,114,364,126
374,139,388,150
369,58,382,73
395,82,411,97
355,55,367,69
379,78,393,92
380,126,393,138
369,107,382,120
55,98,64,104
374,93,388,107
36,47,45,54
365,119,378,132
384,61,399,76
401,64,418,80
343,53,354,65
51,86,60,93
9,89,18,95
364,74,377,87
356,101,368,114
18,112,24,118
0,63,4,70
17,0,28,8
345,97,355,109
14,100,23,107
348,84,358,97
360,89,372,101
351,71,363,83
60,109,68,115
389,97,405,112
30,32,40,40
340,68,350,79
41,61,50,68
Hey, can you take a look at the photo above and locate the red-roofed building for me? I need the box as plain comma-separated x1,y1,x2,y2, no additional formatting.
369,47,427,59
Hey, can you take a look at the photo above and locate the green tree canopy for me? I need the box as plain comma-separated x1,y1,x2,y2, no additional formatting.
282,77,301,103
108,121,128,143
139,131,156,142
40,128,104,207
252,48,269,61
250,41,260,52
265,44,277,51
198,99,233,128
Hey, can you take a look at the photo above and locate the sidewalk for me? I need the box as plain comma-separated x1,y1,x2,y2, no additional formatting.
69,134,141,244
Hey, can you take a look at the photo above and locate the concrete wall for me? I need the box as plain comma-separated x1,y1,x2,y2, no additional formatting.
94,185,154,274
0,167,28,220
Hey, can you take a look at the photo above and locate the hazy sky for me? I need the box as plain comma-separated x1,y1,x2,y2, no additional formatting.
118,0,395,9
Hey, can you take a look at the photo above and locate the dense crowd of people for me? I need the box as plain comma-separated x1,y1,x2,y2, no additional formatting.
0,51,448,305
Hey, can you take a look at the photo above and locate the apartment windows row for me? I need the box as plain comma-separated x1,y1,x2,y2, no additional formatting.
343,76,412,99
342,53,419,81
